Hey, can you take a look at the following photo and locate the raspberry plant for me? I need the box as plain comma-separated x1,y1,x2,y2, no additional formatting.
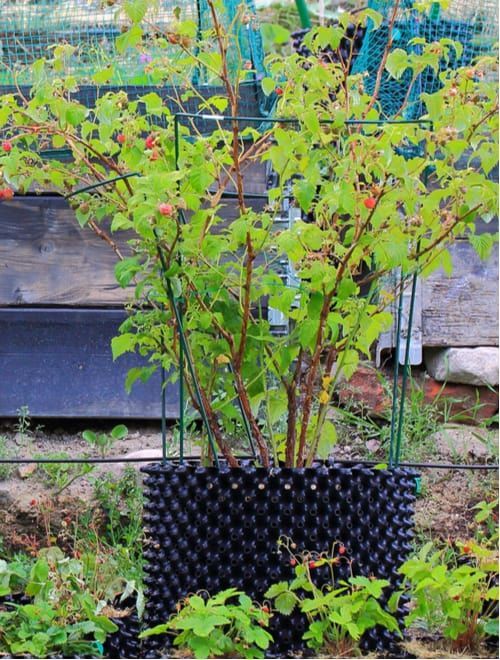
0,0,497,467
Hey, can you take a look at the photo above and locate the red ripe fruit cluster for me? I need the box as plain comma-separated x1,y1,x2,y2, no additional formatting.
289,558,297,567
338,545,346,555
363,197,377,210
2,140,12,152
275,86,284,96
116,133,126,144
158,202,175,217
0,187,14,200
145,134,156,149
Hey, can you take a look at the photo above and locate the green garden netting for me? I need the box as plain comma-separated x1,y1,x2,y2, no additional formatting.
352,0,499,119
0,0,265,88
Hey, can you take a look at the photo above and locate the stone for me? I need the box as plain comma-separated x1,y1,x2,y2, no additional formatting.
423,376,499,423
336,363,392,418
424,347,499,386
17,464,37,479
432,426,496,460
336,362,498,424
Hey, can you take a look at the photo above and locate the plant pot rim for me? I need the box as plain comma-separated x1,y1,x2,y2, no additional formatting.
141,457,418,477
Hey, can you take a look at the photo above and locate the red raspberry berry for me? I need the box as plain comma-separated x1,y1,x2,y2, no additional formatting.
116,133,126,144
290,558,297,567
2,140,12,152
150,149,160,161
261,605,270,613
338,545,346,555
158,202,175,217
0,187,14,200
363,197,377,210
145,134,156,149
275,86,284,96
309,560,317,569
462,545,471,554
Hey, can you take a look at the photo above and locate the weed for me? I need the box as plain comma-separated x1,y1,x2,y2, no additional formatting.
335,376,444,462
0,547,118,658
36,451,94,496
82,424,128,458
0,436,14,480
91,468,143,552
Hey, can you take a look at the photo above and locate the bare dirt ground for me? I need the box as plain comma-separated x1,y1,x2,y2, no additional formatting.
0,418,497,549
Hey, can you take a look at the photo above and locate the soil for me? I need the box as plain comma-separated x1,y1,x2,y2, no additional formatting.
0,418,497,549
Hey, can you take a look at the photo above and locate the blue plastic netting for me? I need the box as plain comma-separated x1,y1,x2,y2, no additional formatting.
352,0,499,119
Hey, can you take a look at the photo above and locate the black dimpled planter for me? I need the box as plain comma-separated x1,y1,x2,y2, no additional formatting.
140,461,417,657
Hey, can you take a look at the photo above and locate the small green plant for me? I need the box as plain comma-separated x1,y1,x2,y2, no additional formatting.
391,540,499,653
140,588,273,659
14,406,32,441
0,547,118,658
0,556,30,597
36,451,94,496
0,435,14,480
266,538,399,656
473,498,499,546
91,468,144,552
82,424,128,458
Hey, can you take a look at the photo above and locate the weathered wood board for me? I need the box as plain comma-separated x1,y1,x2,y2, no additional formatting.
421,239,499,347
0,308,175,418
0,196,131,306
0,187,267,306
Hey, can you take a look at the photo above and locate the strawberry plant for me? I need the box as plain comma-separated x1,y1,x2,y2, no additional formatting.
0,548,118,658
0,1,497,467
140,587,273,658
266,538,399,655
390,540,499,652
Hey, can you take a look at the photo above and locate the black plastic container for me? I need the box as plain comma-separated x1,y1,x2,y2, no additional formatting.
137,460,417,657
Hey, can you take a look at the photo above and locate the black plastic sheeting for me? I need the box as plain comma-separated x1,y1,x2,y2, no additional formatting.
108,461,418,658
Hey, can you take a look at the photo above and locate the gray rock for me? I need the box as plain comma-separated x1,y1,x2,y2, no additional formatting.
424,347,499,386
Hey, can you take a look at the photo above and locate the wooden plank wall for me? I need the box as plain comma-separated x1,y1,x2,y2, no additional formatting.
422,239,499,347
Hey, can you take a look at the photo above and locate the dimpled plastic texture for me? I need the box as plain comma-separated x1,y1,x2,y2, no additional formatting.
136,461,417,657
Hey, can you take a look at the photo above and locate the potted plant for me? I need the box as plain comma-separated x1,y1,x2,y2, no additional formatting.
0,0,497,653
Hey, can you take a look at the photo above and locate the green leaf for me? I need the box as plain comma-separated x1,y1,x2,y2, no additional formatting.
483,619,499,636
111,333,137,360
92,66,115,85
111,424,128,439
261,77,277,96
124,0,148,23
295,179,316,213
260,23,291,45
274,591,297,615
125,366,157,393
115,258,141,287
139,623,169,638
385,49,409,80
317,420,337,459
82,430,97,443
298,319,318,351
66,105,88,127
265,581,289,599
141,92,164,115
116,26,143,53
363,8,383,29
